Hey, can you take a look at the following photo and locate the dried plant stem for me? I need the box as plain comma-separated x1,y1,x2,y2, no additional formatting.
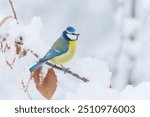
0,16,12,28
0,0,18,29
6,58,16,69
21,80,32,100
26,90,32,100
23,74,32,92
8,0,19,23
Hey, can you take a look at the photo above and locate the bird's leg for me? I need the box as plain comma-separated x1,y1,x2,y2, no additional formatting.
61,65,70,74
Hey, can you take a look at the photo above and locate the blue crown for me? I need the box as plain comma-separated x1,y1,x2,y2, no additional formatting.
66,26,76,33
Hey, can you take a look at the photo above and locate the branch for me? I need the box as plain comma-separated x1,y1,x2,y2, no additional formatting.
8,0,19,24
28,49,89,82
0,1,18,29
46,62,89,82
21,80,32,100
0,16,12,28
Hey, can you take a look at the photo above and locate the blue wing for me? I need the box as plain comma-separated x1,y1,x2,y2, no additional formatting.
29,38,69,73
42,38,69,62
29,61,45,73
29,48,68,73
29,49,67,73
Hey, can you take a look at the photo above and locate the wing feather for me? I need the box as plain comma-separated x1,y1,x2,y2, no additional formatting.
40,38,68,62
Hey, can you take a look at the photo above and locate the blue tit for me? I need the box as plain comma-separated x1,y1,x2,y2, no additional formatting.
29,26,80,73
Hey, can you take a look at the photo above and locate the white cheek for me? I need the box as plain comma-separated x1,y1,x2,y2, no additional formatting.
67,34,76,40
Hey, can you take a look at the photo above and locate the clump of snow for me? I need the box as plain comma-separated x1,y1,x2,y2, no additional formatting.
52,58,111,99
119,82,150,99
65,81,150,100
39,65,50,81
52,58,150,100
7,17,49,57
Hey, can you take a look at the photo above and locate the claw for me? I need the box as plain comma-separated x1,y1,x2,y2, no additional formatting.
61,65,70,74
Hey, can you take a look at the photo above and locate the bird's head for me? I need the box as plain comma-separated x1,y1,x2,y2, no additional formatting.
62,26,80,41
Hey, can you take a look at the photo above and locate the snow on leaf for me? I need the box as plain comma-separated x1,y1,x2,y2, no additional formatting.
32,67,57,100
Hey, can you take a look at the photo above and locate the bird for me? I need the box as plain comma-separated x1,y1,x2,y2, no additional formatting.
29,26,80,73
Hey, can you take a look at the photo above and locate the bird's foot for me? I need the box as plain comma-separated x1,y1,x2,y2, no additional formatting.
61,65,70,74
52,64,57,68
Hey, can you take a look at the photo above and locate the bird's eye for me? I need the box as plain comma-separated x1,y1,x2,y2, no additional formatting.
66,33,77,40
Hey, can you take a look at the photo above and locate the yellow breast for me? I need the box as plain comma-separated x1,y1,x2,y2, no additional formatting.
50,41,77,65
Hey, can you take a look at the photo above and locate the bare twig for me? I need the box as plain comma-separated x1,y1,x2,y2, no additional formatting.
29,49,40,59
21,80,32,100
6,58,16,69
0,1,18,29
28,49,89,82
26,90,32,100
22,73,33,92
0,16,12,28
8,0,19,24
46,62,89,82
0,0,18,29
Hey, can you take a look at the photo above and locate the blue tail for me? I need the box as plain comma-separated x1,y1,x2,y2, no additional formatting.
29,61,45,73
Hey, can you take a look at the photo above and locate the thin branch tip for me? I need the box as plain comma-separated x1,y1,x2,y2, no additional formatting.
8,0,19,23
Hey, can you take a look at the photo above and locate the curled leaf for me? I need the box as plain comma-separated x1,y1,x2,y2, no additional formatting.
32,67,57,100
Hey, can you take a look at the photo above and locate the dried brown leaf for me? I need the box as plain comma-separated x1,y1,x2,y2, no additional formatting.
15,45,21,55
32,67,57,100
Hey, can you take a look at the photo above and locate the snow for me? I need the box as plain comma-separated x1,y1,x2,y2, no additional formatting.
1,0,150,100
7,17,48,56
124,18,141,37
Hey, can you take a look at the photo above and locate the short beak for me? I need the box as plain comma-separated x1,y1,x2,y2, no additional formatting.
72,33,80,36
72,33,80,40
